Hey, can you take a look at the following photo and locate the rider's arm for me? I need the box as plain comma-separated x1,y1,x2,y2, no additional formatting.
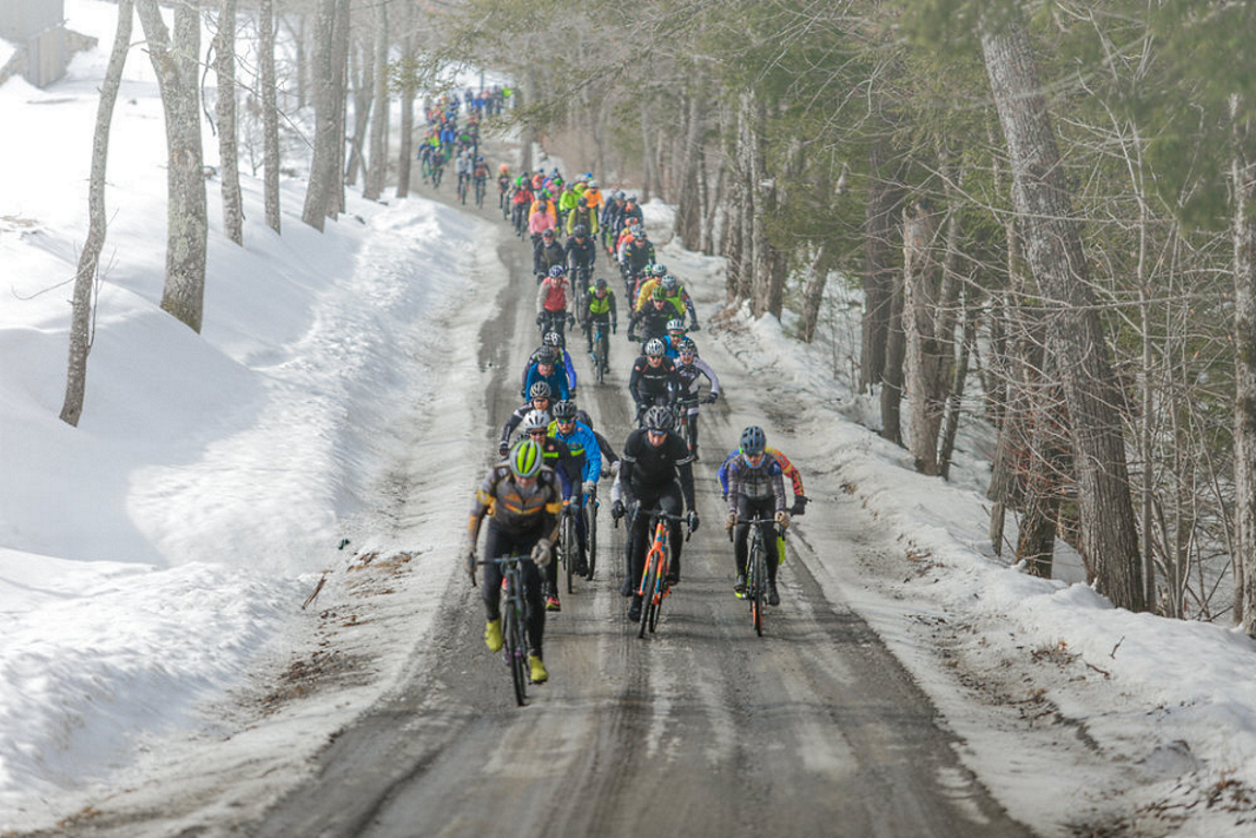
563,349,578,391
716,454,734,497
695,357,721,396
676,445,697,511
536,279,548,315
725,459,743,515
769,460,788,513
578,425,602,483
627,359,645,405
500,405,526,451
467,467,500,546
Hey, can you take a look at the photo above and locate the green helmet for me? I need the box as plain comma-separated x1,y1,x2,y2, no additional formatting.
509,439,545,479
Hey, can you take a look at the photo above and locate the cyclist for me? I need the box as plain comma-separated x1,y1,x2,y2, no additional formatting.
517,410,581,611
661,319,688,357
618,405,698,621
455,151,473,199
724,425,789,606
583,179,605,216
548,400,601,577
627,286,678,346
717,440,808,566
565,225,598,324
628,338,679,426
499,381,555,457
528,190,558,245
565,195,599,238
473,155,490,202
521,331,577,398
585,278,618,358
536,264,575,344
620,226,655,285
558,181,581,226
523,346,571,402
511,175,534,234
497,164,512,210
601,191,626,256
617,195,644,240
464,438,561,684
534,228,566,282
673,338,720,460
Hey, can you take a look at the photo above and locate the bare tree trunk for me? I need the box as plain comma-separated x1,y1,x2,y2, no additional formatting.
345,40,370,187
861,144,902,392
800,242,833,343
260,0,280,232
395,0,414,199
214,0,243,245
136,0,208,333
61,0,133,427
674,92,704,249
331,0,350,215
640,101,658,203
880,271,905,446
938,302,974,480
302,0,341,230
364,0,389,200
1231,91,1256,635
983,17,1146,611
902,198,945,474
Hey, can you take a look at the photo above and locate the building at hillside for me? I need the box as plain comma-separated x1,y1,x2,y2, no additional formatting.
0,0,72,88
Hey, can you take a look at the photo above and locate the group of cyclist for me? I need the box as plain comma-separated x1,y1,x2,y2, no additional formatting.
462,160,811,689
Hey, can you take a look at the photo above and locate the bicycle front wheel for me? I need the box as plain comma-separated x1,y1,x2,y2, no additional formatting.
587,504,598,580
649,551,667,634
638,560,657,639
749,532,765,636
504,584,528,705
564,513,577,594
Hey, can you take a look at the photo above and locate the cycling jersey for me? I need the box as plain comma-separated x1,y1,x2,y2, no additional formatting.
717,447,805,498
467,463,562,545
724,452,787,512
548,420,602,485
628,354,679,406
675,357,720,400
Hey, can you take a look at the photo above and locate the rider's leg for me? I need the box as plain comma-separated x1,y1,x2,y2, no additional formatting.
661,485,684,581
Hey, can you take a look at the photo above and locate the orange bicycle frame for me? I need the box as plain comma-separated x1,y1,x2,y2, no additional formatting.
637,518,671,599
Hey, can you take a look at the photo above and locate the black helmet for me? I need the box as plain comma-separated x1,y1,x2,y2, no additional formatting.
536,346,558,365
573,224,588,236
543,331,563,347
552,400,578,421
594,278,608,291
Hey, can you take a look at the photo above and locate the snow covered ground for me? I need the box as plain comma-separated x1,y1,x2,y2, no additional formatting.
2,2,1255,835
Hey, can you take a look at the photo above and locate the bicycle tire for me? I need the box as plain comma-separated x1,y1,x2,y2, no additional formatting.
749,530,765,636
564,512,577,594
586,503,597,580
638,560,657,639
649,545,667,633
504,576,528,705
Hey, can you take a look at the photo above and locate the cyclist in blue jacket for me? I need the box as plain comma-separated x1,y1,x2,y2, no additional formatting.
548,400,602,580
522,347,571,402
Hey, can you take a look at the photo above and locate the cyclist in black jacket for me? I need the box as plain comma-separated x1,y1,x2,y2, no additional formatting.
614,405,698,622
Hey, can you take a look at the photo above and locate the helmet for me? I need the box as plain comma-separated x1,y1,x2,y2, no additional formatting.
740,425,767,455
522,409,551,432
578,197,588,207
540,190,551,199
509,439,545,479
627,195,638,203
676,338,697,356
645,338,666,357
615,190,626,200
542,228,555,237
576,408,594,429
476,155,484,162
649,263,667,277
594,278,608,291
573,224,587,236
548,264,566,277
528,381,552,400
666,319,686,332
552,400,578,421
535,346,558,365
660,274,678,292
636,228,648,239
651,286,667,301
643,405,674,432
500,164,509,172
516,175,526,186
543,331,563,347
588,179,599,188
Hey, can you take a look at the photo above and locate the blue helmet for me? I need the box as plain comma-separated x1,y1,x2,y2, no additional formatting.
548,264,566,278
740,426,766,455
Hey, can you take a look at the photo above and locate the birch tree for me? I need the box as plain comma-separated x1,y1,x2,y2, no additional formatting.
213,0,243,245
61,0,134,427
136,0,208,333
260,0,281,232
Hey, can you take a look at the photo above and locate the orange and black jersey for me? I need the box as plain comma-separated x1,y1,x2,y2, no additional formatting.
467,463,562,546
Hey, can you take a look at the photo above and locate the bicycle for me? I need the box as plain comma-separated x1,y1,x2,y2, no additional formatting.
731,517,775,636
472,554,533,705
475,176,487,208
634,509,692,638
590,319,611,385
431,159,445,189
457,172,469,204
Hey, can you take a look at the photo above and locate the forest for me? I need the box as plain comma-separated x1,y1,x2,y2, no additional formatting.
72,0,1256,635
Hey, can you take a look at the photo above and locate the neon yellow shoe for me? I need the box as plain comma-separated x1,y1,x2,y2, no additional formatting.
484,619,503,652
777,535,787,565
529,655,549,684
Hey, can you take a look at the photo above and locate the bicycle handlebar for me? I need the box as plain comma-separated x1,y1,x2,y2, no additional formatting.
469,553,531,588
726,516,780,542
